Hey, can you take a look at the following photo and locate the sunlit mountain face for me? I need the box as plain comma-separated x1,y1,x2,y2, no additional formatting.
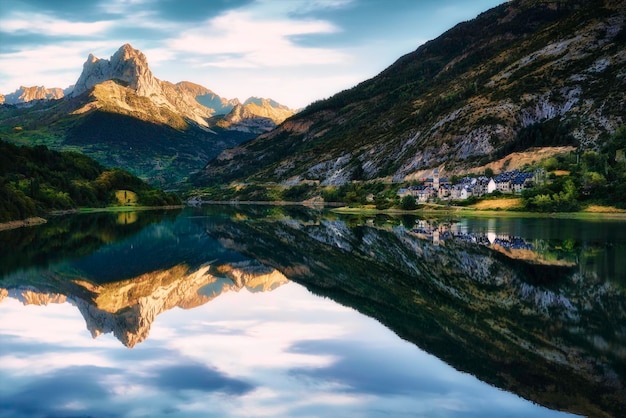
1,207,624,417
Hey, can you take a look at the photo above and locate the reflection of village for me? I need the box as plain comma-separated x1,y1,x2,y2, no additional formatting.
407,219,576,267
409,220,529,248
398,168,544,202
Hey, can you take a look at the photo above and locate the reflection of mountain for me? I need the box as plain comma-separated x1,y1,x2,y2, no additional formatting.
203,208,625,418
3,260,288,348
0,209,289,347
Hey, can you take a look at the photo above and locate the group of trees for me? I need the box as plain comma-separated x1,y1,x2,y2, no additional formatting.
0,140,180,222
521,126,626,211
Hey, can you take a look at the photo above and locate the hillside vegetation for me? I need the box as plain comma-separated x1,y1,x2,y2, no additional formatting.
0,139,180,222
194,0,626,188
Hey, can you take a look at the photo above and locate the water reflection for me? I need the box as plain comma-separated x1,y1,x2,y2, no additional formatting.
0,207,624,418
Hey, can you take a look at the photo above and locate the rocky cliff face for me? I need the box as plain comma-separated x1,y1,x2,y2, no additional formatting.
1,86,64,105
68,44,295,131
195,0,626,186
0,43,296,185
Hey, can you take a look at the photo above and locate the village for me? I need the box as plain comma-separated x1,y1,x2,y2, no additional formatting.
398,168,546,202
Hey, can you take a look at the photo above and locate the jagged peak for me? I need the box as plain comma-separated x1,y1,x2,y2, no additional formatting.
111,43,147,64
2,85,64,104
71,43,157,97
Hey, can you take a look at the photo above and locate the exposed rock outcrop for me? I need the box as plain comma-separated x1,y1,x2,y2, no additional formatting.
70,44,214,127
68,44,296,131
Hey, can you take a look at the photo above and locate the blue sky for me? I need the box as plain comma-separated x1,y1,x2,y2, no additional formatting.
0,0,505,108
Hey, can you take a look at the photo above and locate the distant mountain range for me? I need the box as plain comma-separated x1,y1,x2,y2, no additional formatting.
194,0,626,187
0,44,296,186
0,86,66,105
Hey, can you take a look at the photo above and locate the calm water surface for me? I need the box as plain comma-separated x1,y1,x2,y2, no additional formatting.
0,207,624,418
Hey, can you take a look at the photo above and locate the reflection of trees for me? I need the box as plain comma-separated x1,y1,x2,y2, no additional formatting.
0,209,180,278
204,208,625,418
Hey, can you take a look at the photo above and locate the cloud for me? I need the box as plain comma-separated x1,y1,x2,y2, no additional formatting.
288,339,451,396
0,12,114,36
166,10,348,69
0,42,110,91
0,365,118,417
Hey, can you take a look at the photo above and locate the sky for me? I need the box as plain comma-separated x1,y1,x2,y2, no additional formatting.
0,0,505,109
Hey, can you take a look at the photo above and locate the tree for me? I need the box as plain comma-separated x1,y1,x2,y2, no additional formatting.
400,195,417,210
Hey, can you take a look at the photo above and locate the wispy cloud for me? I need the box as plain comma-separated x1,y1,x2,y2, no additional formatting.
0,12,114,36
167,10,347,68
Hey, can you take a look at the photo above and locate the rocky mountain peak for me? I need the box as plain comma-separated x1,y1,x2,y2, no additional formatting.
72,43,161,98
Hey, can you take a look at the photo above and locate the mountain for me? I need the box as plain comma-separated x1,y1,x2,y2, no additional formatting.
0,44,295,186
0,86,64,105
194,0,626,187
69,44,215,127
0,206,289,348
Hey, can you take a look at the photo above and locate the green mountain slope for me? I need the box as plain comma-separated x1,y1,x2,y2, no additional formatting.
0,139,179,222
0,44,295,187
194,0,626,186
0,85,254,187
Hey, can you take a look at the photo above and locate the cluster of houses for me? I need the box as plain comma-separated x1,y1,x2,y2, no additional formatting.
398,168,544,202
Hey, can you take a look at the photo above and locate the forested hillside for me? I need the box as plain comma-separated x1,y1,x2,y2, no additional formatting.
0,140,180,222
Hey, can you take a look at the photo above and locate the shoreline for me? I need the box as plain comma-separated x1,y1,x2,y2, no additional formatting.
3,203,626,231
0,217,47,231
0,205,185,232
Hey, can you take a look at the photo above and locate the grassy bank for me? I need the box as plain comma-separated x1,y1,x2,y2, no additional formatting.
331,204,626,220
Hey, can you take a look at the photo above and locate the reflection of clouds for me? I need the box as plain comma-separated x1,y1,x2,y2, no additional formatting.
289,339,450,395
0,299,118,348
151,363,254,395
166,319,341,373
0,282,575,417
0,365,117,418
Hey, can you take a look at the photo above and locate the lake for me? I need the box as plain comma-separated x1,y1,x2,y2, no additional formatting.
0,206,624,418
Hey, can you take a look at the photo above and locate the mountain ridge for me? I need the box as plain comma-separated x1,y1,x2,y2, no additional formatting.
194,0,626,187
